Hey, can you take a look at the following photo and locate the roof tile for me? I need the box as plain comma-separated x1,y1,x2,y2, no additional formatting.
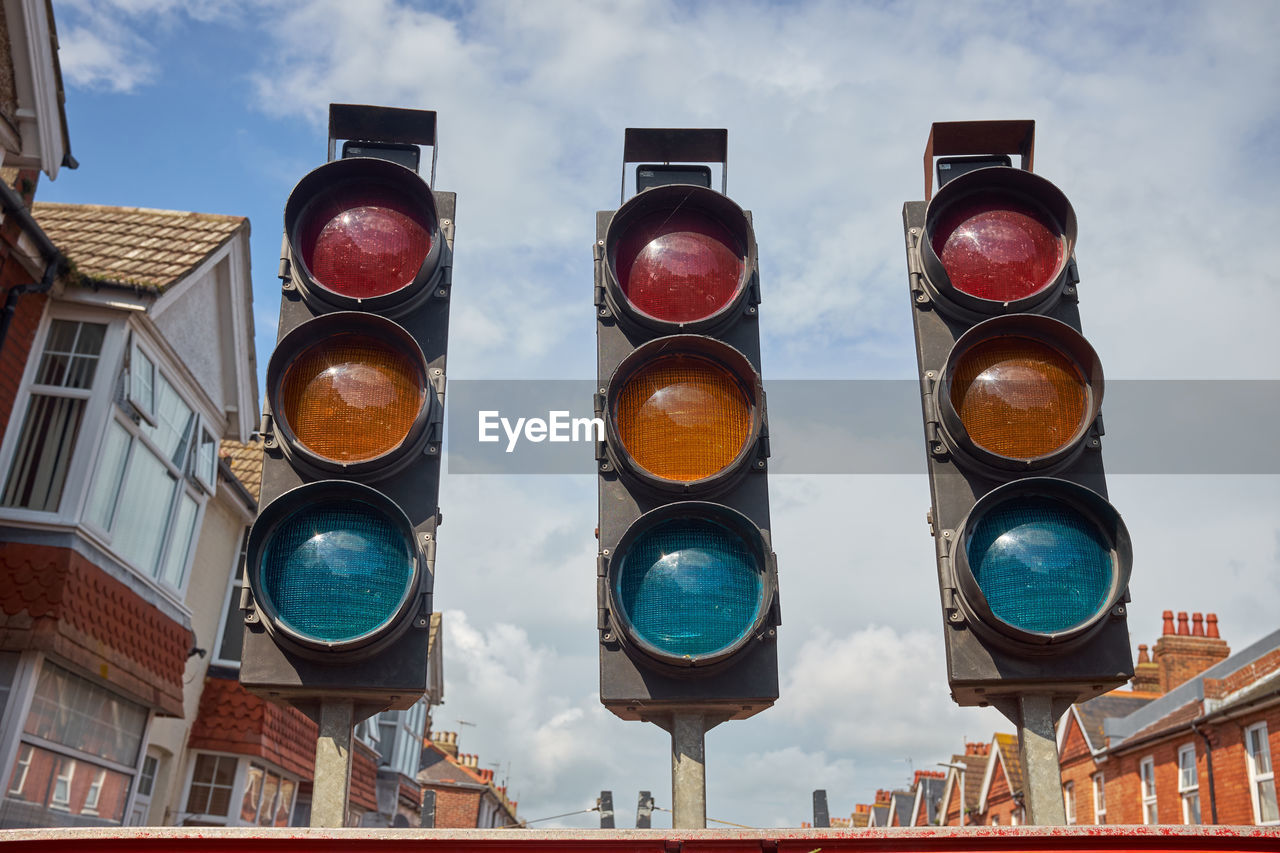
31,202,246,292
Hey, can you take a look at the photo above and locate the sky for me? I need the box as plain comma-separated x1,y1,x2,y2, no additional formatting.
40,0,1280,830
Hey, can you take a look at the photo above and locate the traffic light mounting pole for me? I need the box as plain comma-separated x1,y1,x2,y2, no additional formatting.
311,699,355,827
1010,694,1068,825
671,712,708,829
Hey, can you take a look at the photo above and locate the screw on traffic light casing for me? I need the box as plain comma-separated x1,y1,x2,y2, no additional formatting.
903,120,1134,713
240,105,453,717
595,128,780,726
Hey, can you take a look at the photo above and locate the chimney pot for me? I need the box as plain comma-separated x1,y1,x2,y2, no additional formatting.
1177,611,1190,635
1192,612,1205,637
1207,613,1220,638
1162,610,1175,635
1138,644,1150,664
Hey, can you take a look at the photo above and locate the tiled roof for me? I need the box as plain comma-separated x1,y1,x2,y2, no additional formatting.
993,733,1024,797
1121,699,1203,745
188,675,317,779
1074,691,1155,751
0,541,189,715
31,202,246,292
220,439,263,503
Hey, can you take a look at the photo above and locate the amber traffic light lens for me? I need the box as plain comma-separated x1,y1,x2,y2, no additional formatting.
612,208,745,323
949,335,1089,461
298,183,433,299
930,190,1065,302
278,333,425,463
614,354,752,482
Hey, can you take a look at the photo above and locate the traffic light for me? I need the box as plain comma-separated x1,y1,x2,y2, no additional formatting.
595,128,779,725
902,120,1133,711
240,105,453,714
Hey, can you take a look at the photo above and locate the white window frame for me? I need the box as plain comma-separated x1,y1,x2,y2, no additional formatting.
1140,756,1158,824
0,309,215,603
1092,772,1106,825
81,338,210,596
1245,721,1279,826
192,417,219,494
0,308,125,523
1063,780,1076,824
210,529,249,670
1178,742,1200,825
182,751,240,825
125,336,157,427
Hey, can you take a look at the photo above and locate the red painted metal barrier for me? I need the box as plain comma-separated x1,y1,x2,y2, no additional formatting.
1,826,1278,852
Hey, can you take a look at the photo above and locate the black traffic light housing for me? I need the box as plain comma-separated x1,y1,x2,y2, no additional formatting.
240,105,454,717
903,120,1133,711
596,129,779,725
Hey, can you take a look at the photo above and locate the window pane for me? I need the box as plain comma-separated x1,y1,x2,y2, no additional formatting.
1184,791,1200,824
85,419,131,529
240,765,263,824
141,375,193,465
113,447,177,575
138,755,158,797
159,492,199,589
131,348,155,414
275,779,295,827
216,557,245,665
197,427,217,488
35,321,106,389
185,755,235,817
1,745,131,828
257,773,280,826
23,663,146,765
1259,778,1279,823
1,394,86,511
1251,727,1273,774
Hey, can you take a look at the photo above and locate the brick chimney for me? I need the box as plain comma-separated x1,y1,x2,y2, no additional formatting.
432,730,459,758
913,769,944,788
854,804,870,814
1151,610,1230,693
964,741,989,757
874,789,892,806
1131,643,1160,692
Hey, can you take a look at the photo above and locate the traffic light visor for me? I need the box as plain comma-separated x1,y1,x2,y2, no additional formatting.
268,313,431,474
286,157,442,310
956,479,1131,644
607,336,762,489
606,184,752,328
612,506,769,665
250,482,419,650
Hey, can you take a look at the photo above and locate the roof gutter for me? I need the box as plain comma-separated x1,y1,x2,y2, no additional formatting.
0,178,65,352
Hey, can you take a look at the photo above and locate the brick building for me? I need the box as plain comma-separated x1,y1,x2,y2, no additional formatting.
937,741,988,826
846,609,1280,828
418,730,519,828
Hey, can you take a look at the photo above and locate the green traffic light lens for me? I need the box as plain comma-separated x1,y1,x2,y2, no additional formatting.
614,516,765,662
259,494,416,645
966,495,1114,635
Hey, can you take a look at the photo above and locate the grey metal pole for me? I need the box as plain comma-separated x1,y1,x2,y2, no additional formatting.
311,699,355,827
670,712,707,829
1017,694,1066,825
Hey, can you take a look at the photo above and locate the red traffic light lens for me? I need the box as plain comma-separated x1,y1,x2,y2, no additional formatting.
949,335,1089,461
298,183,433,299
612,208,745,323
930,190,1065,302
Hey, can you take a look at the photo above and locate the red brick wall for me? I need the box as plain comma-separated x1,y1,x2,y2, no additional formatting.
983,760,1020,825
1059,714,1100,824
425,784,480,828
0,286,44,427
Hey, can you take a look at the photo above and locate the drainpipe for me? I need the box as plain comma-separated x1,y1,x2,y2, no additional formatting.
1191,720,1218,825
0,178,64,352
